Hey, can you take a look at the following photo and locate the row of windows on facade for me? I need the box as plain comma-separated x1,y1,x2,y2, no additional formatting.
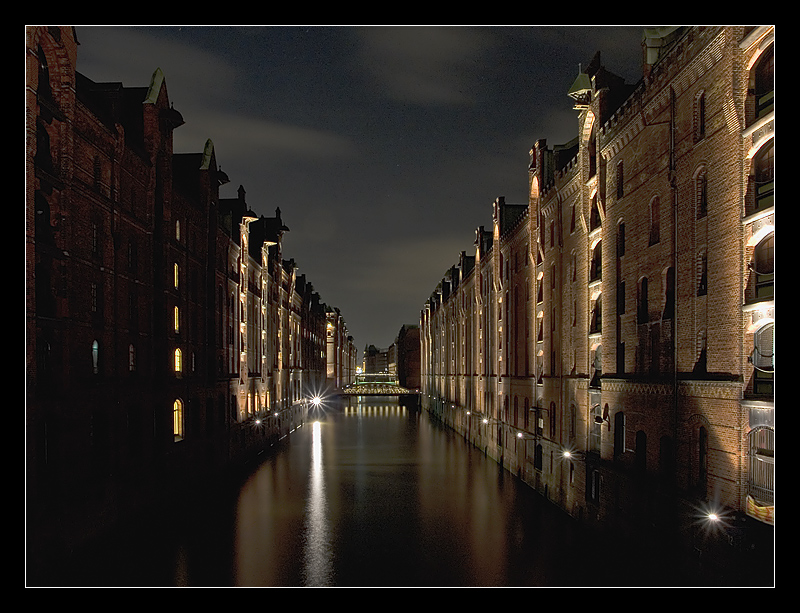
448,137,772,316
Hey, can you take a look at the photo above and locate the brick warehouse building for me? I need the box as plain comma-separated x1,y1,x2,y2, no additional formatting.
421,26,774,563
26,26,357,563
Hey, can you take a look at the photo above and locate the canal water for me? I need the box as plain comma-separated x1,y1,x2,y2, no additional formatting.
38,396,746,587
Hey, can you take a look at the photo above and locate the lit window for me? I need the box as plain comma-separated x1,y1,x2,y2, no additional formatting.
173,399,184,441
174,263,179,289
174,348,182,372
174,306,180,333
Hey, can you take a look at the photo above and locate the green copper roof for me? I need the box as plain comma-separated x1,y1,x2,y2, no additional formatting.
144,68,165,104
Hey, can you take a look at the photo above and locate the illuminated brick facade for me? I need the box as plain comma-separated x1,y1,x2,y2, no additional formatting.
421,27,774,538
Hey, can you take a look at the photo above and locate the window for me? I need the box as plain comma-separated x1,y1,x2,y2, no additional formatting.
174,263,180,289
569,404,576,442
752,322,774,396
128,241,138,273
92,340,99,375
696,169,707,218
754,44,774,119
91,222,100,256
590,469,601,502
694,91,706,141
694,329,708,374
753,234,774,299
748,427,774,505
590,195,601,230
697,252,708,296
174,348,183,373
754,140,774,212
128,344,136,372
649,197,660,245
664,267,675,319
590,295,602,333
174,306,180,333
617,222,625,258
590,241,602,282
173,399,184,442
93,156,102,190
638,278,649,324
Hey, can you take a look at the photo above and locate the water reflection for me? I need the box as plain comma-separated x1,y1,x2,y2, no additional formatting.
302,421,332,586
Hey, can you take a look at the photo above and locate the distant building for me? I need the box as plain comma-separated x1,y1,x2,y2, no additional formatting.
394,325,421,390
421,26,774,548
363,344,389,374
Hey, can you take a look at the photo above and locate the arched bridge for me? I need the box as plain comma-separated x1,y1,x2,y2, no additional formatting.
340,373,418,396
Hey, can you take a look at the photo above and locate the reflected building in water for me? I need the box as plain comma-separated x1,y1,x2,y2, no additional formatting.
421,26,774,557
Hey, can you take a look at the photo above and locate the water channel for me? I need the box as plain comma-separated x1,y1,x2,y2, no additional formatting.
40,396,756,587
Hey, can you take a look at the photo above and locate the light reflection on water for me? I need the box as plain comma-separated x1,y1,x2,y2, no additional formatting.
231,398,531,587
302,421,332,586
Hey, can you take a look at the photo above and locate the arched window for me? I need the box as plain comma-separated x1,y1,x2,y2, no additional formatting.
174,348,183,373
696,168,708,218
590,294,602,334
694,91,706,141
174,306,180,333
754,140,774,212
752,322,774,396
753,234,774,300
173,262,180,289
590,194,601,230
173,399,184,442
92,340,99,374
590,241,602,282
754,44,774,119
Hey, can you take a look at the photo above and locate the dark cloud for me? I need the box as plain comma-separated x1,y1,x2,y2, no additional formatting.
74,25,646,350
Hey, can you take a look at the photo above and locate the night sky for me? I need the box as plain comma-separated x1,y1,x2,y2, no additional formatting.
74,25,646,350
